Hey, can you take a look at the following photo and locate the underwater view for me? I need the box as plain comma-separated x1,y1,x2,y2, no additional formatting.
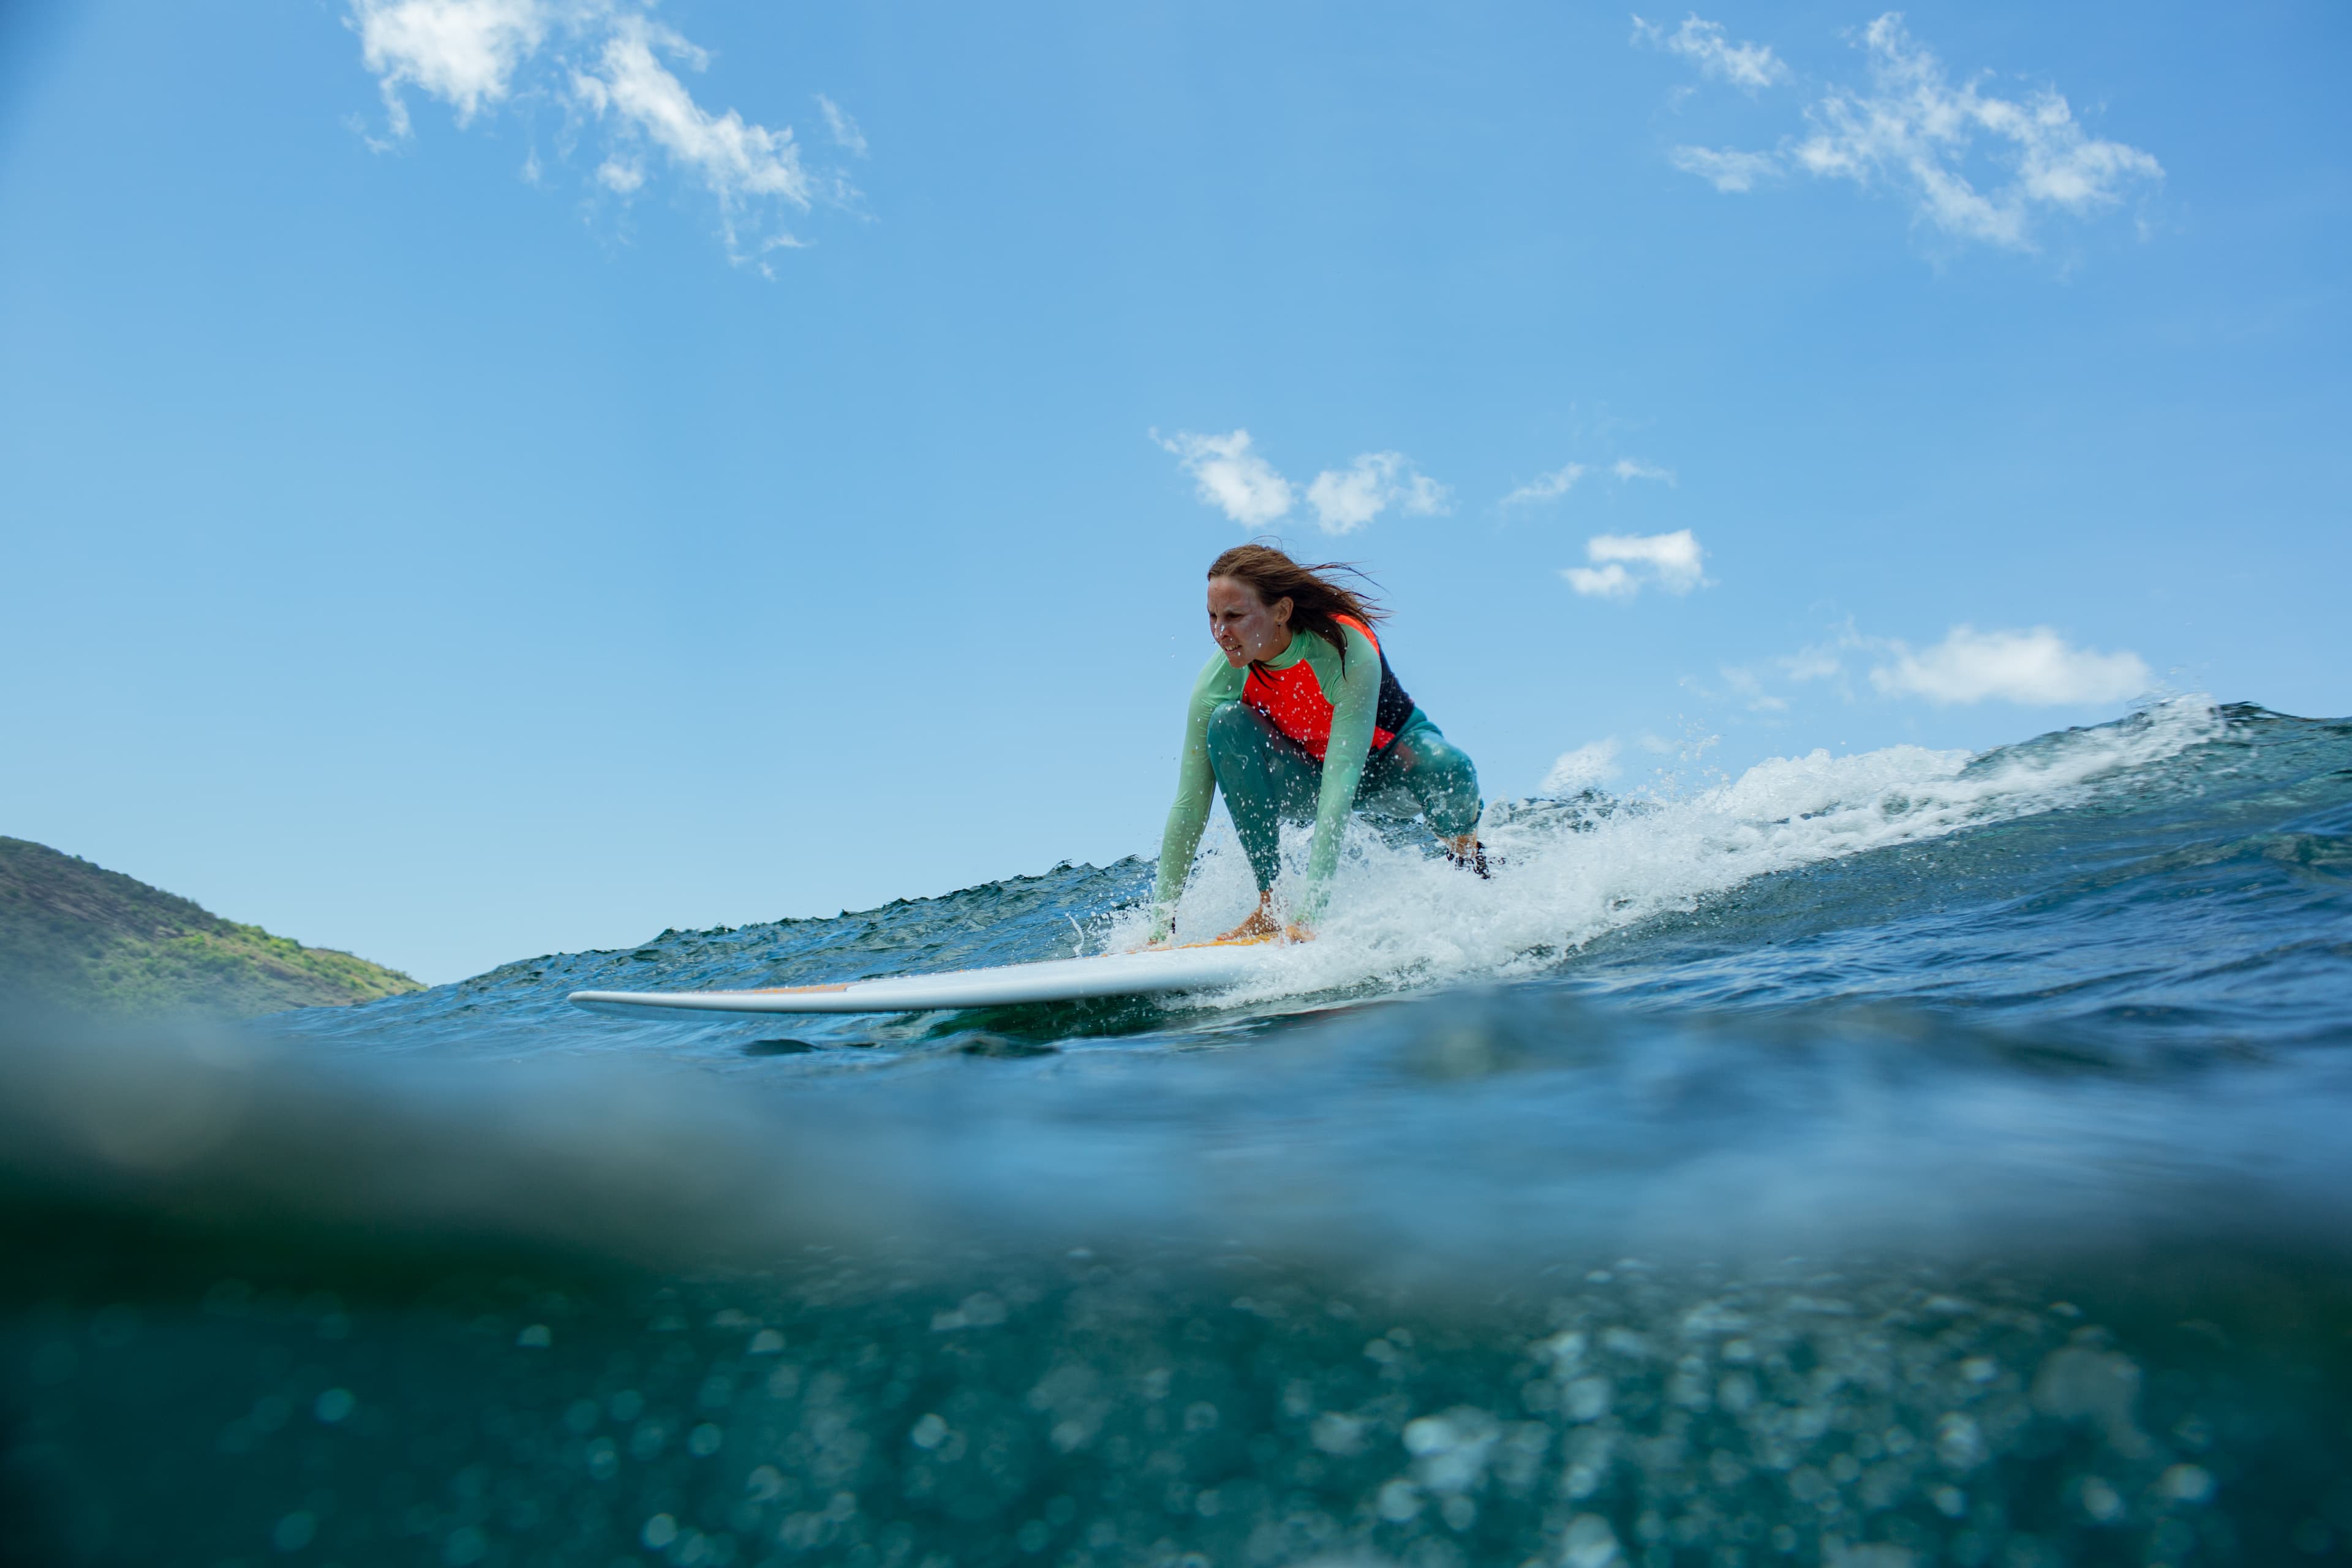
6,699,2350,1567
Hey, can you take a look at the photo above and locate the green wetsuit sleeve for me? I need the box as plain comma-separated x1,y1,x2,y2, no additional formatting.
1297,624,1382,921
1151,654,1242,936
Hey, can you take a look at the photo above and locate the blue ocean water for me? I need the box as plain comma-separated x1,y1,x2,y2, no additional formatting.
4,700,2350,1566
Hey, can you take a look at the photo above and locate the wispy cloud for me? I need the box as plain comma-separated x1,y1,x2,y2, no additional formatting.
1563,529,1708,598
1869,625,2151,705
1155,432,1447,535
1153,429,1295,528
349,0,849,270
1542,737,1622,794
1501,457,1672,508
1306,452,1450,535
570,16,813,236
816,93,867,156
1779,645,1845,684
1711,620,2151,710
1669,145,1780,194
1647,12,2163,251
1502,462,1588,508
1719,665,1789,712
1715,639,1847,711
353,0,545,136
1631,13,1790,90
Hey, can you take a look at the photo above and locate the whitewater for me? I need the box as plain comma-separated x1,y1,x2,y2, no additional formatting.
4,700,2349,1566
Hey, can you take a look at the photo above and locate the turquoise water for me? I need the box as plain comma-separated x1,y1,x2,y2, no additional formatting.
4,701,2349,1565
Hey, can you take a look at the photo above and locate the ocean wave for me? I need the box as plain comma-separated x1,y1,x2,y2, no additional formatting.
7,703,2351,1565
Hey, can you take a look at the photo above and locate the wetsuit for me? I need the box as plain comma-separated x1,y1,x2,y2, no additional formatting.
1151,616,1482,937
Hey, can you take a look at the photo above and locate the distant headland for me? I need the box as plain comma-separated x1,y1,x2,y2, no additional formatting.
0,836,423,1018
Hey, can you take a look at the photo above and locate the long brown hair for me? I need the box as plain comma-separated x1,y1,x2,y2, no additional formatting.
1207,543,1387,667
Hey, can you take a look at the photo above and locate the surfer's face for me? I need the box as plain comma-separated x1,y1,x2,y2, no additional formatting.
1207,577,1294,667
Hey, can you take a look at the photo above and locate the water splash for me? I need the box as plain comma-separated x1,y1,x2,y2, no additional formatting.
1169,697,2228,1009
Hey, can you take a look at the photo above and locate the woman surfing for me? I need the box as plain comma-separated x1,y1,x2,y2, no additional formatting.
1150,544,1486,945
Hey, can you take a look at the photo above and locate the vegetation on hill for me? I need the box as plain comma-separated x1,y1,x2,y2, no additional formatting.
0,836,423,1018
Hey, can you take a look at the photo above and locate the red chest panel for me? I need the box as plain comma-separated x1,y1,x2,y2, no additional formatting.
1242,616,1398,762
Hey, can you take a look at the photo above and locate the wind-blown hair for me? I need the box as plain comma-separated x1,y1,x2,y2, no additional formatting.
1207,543,1387,667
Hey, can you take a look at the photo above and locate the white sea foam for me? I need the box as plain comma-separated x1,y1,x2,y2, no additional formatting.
1106,698,2225,1006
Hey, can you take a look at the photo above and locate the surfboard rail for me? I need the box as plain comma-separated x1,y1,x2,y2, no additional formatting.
567,934,1286,1016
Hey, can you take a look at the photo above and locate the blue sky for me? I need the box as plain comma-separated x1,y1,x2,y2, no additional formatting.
2,0,2345,984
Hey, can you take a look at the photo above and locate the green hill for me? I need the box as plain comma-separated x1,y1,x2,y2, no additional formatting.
0,837,424,1018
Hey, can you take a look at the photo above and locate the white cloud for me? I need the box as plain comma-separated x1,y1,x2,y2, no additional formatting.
349,1,838,268
1610,458,1676,484
1154,429,1295,527
1648,12,2162,252
816,93,867,156
1868,625,2152,706
571,16,813,230
1669,145,1780,193
352,0,546,137
1564,529,1708,598
1564,562,1637,598
1502,463,1588,507
1542,737,1622,794
1305,452,1449,535
1632,13,1790,89
1695,620,2149,713
1154,434,1447,533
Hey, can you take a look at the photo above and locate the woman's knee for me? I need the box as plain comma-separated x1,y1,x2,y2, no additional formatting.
1204,702,1263,778
1205,701,1257,750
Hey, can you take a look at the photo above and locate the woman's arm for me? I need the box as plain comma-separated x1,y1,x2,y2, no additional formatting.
1149,655,1237,940
1295,624,1382,922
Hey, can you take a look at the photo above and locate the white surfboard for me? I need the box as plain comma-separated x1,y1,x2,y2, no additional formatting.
567,935,1287,1017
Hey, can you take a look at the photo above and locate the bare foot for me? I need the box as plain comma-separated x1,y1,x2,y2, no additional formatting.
1223,889,1323,942
1216,900,1281,942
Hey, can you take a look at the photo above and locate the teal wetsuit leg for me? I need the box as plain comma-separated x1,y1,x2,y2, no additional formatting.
1206,703,1485,892
1361,712,1484,840
1204,701,1323,892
